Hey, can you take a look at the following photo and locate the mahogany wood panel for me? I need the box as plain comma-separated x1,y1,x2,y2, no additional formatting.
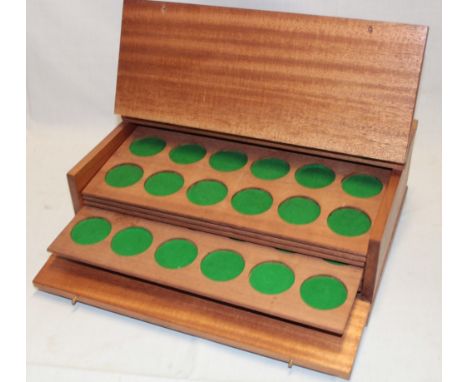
49,206,363,334
83,126,391,257
361,122,417,301
67,122,135,212
115,0,427,163
33,255,370,379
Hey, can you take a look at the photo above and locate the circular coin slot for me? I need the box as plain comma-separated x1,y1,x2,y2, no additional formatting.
209,150,248,172
324,259,346,266
250,157,290,180
129,136,166,157
169,143,206,164
278,196,320,225
327,207,371,237
105,163,143,188
249,262,295,295
186,179,228,206
111,227,153,256
231,188,273,215
154,238,198,269
295,164,335,189
342,174,383,198
200,249,245,281
144,171,184,196
70,217,112,245
300,275,348,310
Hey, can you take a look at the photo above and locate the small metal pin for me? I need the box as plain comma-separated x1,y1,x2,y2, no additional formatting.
288,359,293,368
71,296,79,305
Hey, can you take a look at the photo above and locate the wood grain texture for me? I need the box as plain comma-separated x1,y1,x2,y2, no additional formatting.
67,122,135,212
83,125,391,258
361,122,417,301
49,206,363,334
115,0,427,163
33,255,370,379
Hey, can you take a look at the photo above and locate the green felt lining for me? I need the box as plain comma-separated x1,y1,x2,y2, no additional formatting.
144,171,184,196
231,188,273,215
169,143,206,164
129,137,166,157
327,207,371,237
200,250,245,281
324,259,346,266
105,164,143,188
71,217,112,245
250,157,290,180
111,227,153,256
342,174,383,198
300,276,347,310
186,179,228,206
276,248,294,254
209,150,248,172
278,196,320,225
295,164,335,189
154,238,198,269
249,262,295,295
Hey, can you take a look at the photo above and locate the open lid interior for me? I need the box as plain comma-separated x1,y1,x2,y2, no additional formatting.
115,0,428,164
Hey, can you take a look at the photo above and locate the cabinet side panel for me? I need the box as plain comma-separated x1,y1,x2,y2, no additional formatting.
362,121,417,301
67,122,135,212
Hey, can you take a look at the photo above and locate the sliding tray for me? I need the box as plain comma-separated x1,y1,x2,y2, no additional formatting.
82,125,392,264
48,206,363,334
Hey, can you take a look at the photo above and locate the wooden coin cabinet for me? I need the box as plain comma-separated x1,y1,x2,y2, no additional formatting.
33,0,428,378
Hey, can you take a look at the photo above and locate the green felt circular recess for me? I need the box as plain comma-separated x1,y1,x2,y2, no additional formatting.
342,174,383,198
169,143,206,164
111,227,153,256
144,171,184,196
250,158,290,180
327,207,371,237
324,259,346,266
209,150,248,172
249,262,295,295
200,250,245,281
231,188,273,215
155,239,198,269
129,136,166,157
105,164,143,188
300,276,348,310
186,179,228,206
295,164,336,189
276,248,294,254
71,217,112,245
278,196,320,225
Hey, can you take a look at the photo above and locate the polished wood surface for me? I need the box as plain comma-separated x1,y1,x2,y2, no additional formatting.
33,255,371,379
49,206,363,334
115,0,427,163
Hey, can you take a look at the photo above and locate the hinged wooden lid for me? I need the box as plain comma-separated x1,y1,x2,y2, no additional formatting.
115,0,427,164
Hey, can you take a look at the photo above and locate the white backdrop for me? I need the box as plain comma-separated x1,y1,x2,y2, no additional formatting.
27,1,441,381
